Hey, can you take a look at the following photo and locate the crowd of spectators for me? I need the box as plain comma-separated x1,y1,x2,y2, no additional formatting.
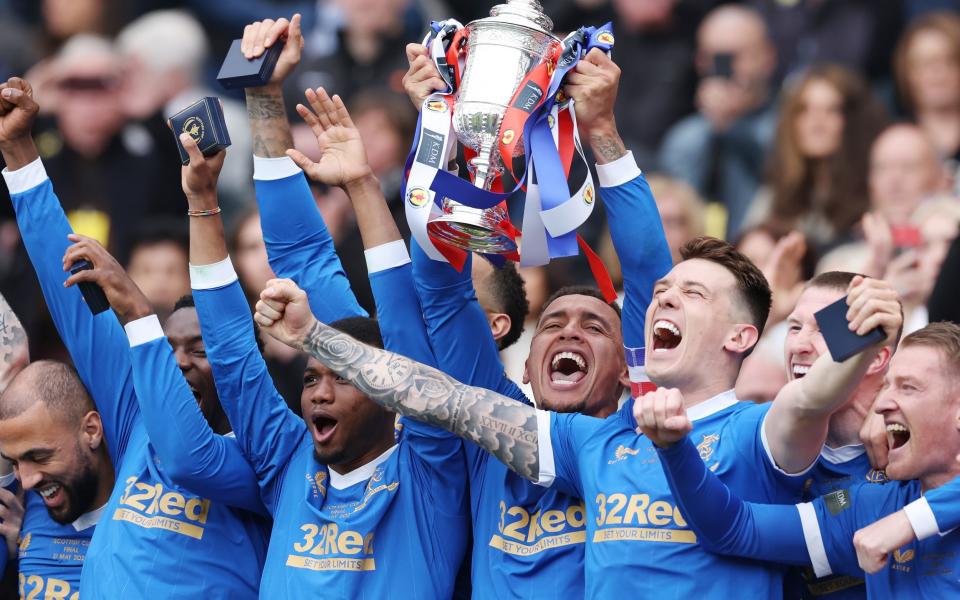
2,0,960,407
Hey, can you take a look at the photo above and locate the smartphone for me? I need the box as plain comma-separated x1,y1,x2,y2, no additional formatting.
69,260,111,314
712,53,734,79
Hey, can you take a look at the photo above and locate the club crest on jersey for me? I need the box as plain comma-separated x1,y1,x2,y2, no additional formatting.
182,116,204,142
426,100,447,112
501,129,516,145
407,187,429,207
608,444,640,464
583,184,595,205
865,468,888,483
315,471,328,497
697,434,720,462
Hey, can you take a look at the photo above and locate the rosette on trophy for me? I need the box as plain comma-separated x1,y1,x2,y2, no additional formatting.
402,0,615,276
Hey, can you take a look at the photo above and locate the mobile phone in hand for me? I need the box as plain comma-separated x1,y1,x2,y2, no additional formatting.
69,260,111,314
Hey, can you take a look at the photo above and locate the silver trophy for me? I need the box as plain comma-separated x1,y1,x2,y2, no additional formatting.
426,0,560,254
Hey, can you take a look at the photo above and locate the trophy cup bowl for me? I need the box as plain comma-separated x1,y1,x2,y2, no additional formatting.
426,0,560,254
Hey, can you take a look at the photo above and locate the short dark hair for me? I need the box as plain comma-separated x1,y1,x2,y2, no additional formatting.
485,262,529,350
170,295,266,354
330,317,384,350
541,285,621,321
680,237,772,334
0,360,95,424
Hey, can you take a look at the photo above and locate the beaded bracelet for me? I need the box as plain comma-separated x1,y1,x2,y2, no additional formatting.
187,207,222,217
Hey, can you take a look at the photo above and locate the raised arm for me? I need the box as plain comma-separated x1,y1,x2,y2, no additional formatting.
59,186,264,514
242,15,364,321
254,278,542,481
764,276,903,474
0,77,137,460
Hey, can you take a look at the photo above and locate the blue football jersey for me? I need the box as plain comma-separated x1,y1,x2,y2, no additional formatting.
539,391,806,598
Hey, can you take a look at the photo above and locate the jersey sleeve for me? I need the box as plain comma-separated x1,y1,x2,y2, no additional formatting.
596,153,672,351
366,241,467,507
799,486,882,580
905,476,960,539
3,159,137,463
656,437,812,564
732,402,809,502
125,317,267,515
191,259,306,514
252,156,365,322
535,410,603,497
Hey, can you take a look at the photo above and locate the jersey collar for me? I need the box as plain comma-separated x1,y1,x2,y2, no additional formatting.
686,389,739,422
328,444,398,490
72,502,106,532
820,443,866,464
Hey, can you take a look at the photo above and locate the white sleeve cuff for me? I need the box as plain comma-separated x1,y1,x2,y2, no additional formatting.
596,151,641,188
535,409,556,487
190,257,239,289
760,413,818,478
797,502,833,578
364,240,410,274
904,497,942,540
2,157,48,194
253,155,302,180
125,315,164,347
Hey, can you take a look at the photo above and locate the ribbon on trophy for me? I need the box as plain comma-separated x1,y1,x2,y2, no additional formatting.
402,19,618,301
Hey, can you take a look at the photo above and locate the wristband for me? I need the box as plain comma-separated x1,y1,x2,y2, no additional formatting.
187,206,222,217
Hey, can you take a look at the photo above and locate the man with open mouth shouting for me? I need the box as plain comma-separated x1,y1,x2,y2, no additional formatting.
639,321,960,599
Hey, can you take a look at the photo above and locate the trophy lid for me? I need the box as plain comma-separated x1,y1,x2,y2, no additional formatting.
487,0,553,33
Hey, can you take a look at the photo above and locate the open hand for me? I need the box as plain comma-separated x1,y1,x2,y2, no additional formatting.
634,387,692,448
402,43,445,109
287,87,373,188
62,234,152,323
254,278,317,350
241,14,304,85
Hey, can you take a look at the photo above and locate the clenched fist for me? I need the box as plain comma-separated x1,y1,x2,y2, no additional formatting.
634,388,692,448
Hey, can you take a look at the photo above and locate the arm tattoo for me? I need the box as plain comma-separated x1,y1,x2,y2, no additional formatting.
0,292,28,390
589,132,627,163
301,321,542,481
245,88,295,158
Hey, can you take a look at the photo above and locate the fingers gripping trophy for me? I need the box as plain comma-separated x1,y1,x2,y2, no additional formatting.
405,0,614,266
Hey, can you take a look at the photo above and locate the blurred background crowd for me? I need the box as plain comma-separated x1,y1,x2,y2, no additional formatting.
2,0,960,409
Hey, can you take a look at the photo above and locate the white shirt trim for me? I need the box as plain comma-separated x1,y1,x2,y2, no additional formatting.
364,240,411,274
686,389,739,422
72,503,106,531
820,444,866,465
253,155,302,180
328,445,398,490
904,497,943,540
596,151,641,188
797,502,833,578
761,413,817,477
534,409,556,487
189,257,238,290
2,157,48,194
124,315,164,347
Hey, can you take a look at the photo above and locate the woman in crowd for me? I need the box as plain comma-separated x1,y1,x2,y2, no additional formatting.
750,65,887,252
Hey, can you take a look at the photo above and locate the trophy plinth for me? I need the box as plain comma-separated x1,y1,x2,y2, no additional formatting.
426,0,559,254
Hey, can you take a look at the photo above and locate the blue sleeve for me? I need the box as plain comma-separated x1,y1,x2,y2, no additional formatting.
410,239,529,402
193,278,307,514
600,169,672,350
656,437,812,563
806,487,877,579
8,169,136,463
727,402,806,503
253,168,365,321
544,411,603,498
924,476,960,533
129,334,267,515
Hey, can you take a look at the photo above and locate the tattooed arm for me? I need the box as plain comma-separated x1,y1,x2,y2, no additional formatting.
255,278,542,481
563,49,627,165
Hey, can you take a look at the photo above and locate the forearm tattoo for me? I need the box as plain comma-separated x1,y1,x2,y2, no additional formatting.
0,292,27,388
589,132,627,163
301,321,542,481
246,88,294,158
